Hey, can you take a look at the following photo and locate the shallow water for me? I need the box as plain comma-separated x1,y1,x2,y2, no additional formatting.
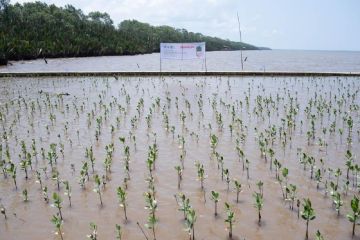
0,76,359,240
1,50,360,73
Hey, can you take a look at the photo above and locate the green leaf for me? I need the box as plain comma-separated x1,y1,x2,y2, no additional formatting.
347,214,355,222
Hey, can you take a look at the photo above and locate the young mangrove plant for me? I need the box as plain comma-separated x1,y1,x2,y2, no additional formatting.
52,169,61,191
87,146,96,173
144,191,157,240
35,170,43,190
176,193,191,220
332,192,343,216
253,192,263,224
315,169,322,189
116,186,127,221
245,159,250,180
43,186,49,203
93,174,103,206
334,168,342,187
287,184,297,210
0,204,6,219
87,222,98,240
256,180,264,197
115,224,122,240
210,134,218,154
195,162,205,189
282,168,289,199
52,192,63,220
20,158,30,180
224,169,230,191
63,180,72,207
174,165,182,189
224,202,235,239
185,207,196,240
301,198,316,240
22,189,28,202
7,162,17,189
51,213,64,240
347,195,360,237
234,180,242,203
315,230,324,240
210,191,220,216
345,150,353,181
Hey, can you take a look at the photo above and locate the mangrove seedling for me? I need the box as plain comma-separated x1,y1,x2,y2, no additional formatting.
116,186,127,221
245,159,250,180
347,195,360,236
195,162,205,189
268,148,274,171
185,207,196,240
210,134,218,154
174,165,182,189
287,184,297,210
301,198,316,240
20,158,30,180
93,174,103,206
315,169,322,189
315,230,324,240
334,168,342,187
210,191,220,216
144,192,157,240
43,186,49,203
36,170,43,190
234,180,242,203
22,189,28,202
0,204,6,219
7,162,17,189
282,167,289,187
88,147,96,173
236,147,245,171
87,222,98,240
177,193,191,220
224,169,230,191
253,192,263,224
52,192,63,220
224,202,235,239
116,224,122,240
256,180,264,197
63,180,72,207
333,192,343,216
51,213,63,240
52,170,61,191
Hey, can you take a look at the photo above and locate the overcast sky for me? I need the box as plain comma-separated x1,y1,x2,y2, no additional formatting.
13,0,360,51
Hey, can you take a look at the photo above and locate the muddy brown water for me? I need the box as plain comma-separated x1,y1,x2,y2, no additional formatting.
0,76,359,240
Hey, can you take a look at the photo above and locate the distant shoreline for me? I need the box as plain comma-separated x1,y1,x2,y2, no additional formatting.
3,48,271,66
1,71,359,78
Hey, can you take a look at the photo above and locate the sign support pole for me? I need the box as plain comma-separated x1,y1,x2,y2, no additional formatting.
204,54,207,72
237,12,244,71
160,57,162,72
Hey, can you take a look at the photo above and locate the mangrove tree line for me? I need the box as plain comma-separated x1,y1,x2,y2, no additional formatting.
0,1,260,65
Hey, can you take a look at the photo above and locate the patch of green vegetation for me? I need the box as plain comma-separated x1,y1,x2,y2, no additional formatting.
0,1,260,65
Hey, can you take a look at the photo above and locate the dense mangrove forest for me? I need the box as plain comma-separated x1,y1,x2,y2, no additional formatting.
0,1,260,65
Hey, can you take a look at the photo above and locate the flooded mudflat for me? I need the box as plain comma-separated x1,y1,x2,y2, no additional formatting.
0,75,359,240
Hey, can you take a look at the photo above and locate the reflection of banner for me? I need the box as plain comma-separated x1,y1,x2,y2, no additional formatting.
160,42,206,60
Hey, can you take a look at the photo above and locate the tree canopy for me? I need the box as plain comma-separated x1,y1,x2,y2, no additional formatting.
0,2,260,65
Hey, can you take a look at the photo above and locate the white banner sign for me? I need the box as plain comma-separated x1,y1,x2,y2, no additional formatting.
160,42,206,60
